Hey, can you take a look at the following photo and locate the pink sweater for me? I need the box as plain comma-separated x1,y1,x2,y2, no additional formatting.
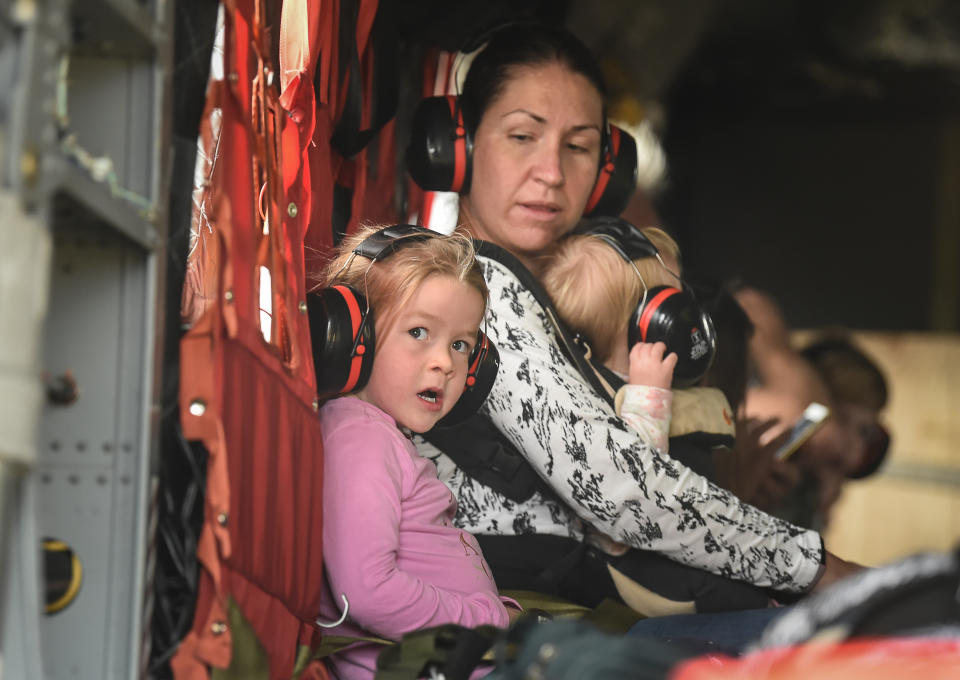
317,397,510,679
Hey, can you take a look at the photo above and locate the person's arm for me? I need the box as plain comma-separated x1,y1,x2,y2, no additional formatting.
736,287,852,517
614,341,677,453
480,259,824,592
322,421,509,639
813,551,865,591
615,385,672,453
736,287,833,413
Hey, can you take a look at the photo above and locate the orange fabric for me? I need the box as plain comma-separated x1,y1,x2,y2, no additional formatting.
175,0,325,677
174,0,406,675
672,638,960,680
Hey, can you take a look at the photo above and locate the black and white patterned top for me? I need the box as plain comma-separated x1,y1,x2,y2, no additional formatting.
416,248,825,592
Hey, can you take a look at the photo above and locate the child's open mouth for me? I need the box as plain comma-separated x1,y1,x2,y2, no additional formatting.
418,390,440,405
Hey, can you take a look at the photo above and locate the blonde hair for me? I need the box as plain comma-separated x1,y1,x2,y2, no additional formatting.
542,227,680,363
322,224,488,345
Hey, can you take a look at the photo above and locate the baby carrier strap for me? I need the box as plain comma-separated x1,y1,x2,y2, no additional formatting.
474,240,623,404
422,239,621,503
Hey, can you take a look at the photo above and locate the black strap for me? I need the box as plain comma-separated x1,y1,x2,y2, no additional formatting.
473,240,620,409
329,0,399,158
423,240,626,504
424,414,549,502
534,541,588,593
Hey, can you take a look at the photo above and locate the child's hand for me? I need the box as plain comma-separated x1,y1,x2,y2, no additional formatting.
628,341,677,389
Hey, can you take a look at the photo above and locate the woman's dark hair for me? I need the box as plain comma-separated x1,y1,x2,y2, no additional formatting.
460,23,608,134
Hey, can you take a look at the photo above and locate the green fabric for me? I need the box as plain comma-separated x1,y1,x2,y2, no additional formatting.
312,634,393,659
212,590,638,679
212,597,271,680
581,598,645,634
499,590,592,620
292,644,314,679
374,624,501,680
500,590,641,633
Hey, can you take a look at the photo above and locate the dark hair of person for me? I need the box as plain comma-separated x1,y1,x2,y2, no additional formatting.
460,23,608,134
800,337,888,412
699,284,754,413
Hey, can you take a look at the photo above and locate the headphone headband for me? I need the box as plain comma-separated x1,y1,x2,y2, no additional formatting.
575,217,717,388
309,225,500,426
574,216,660,261
407,96,638,218
351,224,435,262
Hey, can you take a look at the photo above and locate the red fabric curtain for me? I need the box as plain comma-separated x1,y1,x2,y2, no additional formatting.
172,0,397,676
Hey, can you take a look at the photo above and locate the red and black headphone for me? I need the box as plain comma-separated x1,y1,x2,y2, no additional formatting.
307,225,500,427
575,217,717,388
406,95,639,217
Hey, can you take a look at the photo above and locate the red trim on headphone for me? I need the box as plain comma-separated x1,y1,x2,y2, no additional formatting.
334,285,366,392
609,125,621,154
636,287,680,341
585,127,619,214
447,96,467,193
464,333,487,389
421,191,435,227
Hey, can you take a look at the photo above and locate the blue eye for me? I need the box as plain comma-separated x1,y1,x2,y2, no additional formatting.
452,339,471,354
408,327,427,340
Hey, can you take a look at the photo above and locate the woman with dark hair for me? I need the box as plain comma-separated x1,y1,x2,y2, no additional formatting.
412,23,861,629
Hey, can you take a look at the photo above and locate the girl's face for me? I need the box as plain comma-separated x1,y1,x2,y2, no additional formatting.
356,274,485,433
461,61,604,266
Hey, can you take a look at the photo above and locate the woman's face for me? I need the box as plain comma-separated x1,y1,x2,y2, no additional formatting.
462,61,604,263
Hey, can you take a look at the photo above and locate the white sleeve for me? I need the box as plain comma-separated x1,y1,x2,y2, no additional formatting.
615,384,673,454
478,258,824,592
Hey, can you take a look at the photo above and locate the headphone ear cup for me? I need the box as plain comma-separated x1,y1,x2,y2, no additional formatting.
307,285,375,397
407,96,474,193
584,124,638,217
629,286,716,389
435,330,500,428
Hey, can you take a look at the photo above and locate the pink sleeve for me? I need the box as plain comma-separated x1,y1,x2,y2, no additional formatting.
617,385,673,453
322,422,509,640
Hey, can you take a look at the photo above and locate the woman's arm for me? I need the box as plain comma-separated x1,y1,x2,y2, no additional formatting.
479,258,824,592
322,421,510,639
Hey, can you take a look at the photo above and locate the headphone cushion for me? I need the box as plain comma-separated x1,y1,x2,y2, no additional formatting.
584,124,638,217
406,96,473,193
629,286,717,389
435,331,500,428
307,285,375,397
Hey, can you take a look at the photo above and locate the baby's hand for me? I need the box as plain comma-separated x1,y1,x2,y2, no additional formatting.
628,341,677,389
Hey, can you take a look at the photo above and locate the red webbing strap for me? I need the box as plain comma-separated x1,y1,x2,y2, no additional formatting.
325,0,341,113
355,0,377,59
421,47,439,98
366,118,400,223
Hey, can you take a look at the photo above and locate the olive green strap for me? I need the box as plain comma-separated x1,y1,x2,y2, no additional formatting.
374,624,503,680
581,598,645,634
499,590,592,619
